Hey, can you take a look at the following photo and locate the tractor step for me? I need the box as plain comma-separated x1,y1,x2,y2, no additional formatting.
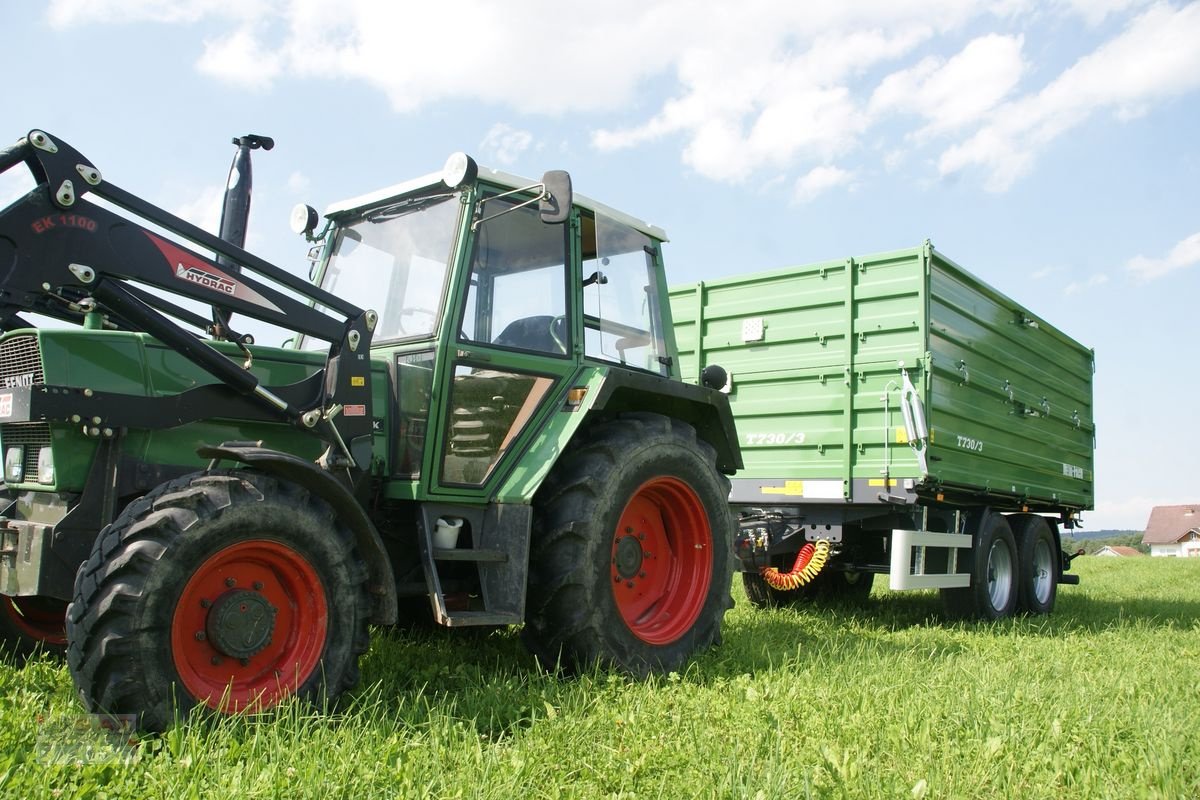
441,610,521,627
419,504,532,628
432,547,508,563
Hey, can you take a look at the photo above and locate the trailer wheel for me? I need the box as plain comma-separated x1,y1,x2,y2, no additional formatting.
1010,515,1057,615
742,563,874,608
822,569,875,605
940,514,1017,621
523,413,733,676
0,595,68,661
66,471,371,731
741,559,822,608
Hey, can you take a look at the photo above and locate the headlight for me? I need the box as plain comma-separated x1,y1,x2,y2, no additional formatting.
37,446,54,485
4,445,23,483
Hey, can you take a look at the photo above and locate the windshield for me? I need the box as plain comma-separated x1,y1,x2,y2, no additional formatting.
316,194,462,342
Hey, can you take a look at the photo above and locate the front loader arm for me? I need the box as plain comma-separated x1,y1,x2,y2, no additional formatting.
0,129,377,471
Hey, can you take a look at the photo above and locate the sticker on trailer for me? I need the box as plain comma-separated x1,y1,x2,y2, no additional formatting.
758,479,843,499
1062,462,1085,480
956,435,984,452
0,393,10,418
745,431,806,446
344,404,367,417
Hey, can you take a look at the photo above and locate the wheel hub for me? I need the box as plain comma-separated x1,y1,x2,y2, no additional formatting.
613,534,645,580
206,589,277,659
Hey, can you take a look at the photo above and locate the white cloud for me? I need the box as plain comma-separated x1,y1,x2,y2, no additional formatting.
0,170,34,207
794,166,853,203
870,34,1025,137
939,3,1200,190
1126,231,1200,281
196,27,282,89
1055,0,1152,26
41,1,1200,194
1030,265,1058,280
47,0,265,27
171,183,225,234
1063,273,1109,295
286,171,310,194
479,124,534,167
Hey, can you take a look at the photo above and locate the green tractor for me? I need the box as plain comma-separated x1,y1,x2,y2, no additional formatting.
0,130,741,730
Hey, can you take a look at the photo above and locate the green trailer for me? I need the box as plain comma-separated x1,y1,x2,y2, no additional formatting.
670,241,1094,620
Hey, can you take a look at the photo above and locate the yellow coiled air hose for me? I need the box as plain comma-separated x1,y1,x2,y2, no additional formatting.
760,539,831,591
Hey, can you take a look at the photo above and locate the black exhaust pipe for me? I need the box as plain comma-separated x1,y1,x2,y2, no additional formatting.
212,134,273,342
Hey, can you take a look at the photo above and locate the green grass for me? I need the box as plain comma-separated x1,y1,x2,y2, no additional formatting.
2,557,1198,799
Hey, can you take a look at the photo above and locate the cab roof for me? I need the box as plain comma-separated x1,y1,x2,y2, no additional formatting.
323,161,668,242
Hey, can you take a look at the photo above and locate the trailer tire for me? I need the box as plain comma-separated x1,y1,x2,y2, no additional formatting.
66,470,372,731
741,560,823,608
0,595,68,662
523,413,733,676
1011,514,1058,615
940,514,1017,621
742,563,873,608
822,569,875,605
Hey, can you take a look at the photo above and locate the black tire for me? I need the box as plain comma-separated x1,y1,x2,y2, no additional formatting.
940,514,1018,621
742,561,874,609
0,595,68,662
66,470,372,731
1010,514,1058,615
523,412,734,676
822,568,875,605
741,556,823,608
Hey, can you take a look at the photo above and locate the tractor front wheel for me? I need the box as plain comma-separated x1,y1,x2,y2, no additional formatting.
523,413,733,676
66,471,371,731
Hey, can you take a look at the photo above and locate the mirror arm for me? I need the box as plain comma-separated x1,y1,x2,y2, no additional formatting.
471,182,547,231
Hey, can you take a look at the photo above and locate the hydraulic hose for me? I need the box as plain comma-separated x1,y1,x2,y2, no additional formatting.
760,539,831,591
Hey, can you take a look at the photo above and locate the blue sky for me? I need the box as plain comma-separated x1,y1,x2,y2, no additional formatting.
4,1,1198,530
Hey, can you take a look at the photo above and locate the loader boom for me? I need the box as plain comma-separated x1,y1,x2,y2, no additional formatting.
0,130,376,471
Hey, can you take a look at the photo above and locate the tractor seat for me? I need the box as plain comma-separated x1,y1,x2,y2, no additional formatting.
492,316,565,354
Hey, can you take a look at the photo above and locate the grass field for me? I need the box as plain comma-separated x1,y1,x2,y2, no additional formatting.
2,556,1197,799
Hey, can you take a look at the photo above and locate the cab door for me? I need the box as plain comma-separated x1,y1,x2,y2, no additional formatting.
428,193,577,498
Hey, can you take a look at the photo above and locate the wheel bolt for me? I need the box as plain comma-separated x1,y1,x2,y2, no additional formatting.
639,572,646,579
638,532,645,540
194,631,206,641
625,526,633,534
199,599,210,609
225,577,236,587
626,581,634,588
253,581,264,591
240,658,250,666
211,656,222,665
614,575,621,582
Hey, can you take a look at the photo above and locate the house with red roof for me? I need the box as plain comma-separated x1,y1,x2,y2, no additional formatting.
1141,505,1200,557
1095,545,1143,557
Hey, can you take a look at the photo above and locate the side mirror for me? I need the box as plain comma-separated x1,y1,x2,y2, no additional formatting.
539,170,572,224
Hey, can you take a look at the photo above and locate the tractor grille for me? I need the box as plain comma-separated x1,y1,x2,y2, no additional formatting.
0,334,44,388
0,334,49,483
0,422,52,480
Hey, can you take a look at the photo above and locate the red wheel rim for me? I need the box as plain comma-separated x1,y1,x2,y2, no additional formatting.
610,476,713,645
171,539,327,713
1,595,67,645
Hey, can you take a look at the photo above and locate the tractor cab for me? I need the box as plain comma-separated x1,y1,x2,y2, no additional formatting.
294,156,682,499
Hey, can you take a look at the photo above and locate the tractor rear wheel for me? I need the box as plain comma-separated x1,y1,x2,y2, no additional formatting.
523,413,733,676
0,594,68,661
66,470,371,731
